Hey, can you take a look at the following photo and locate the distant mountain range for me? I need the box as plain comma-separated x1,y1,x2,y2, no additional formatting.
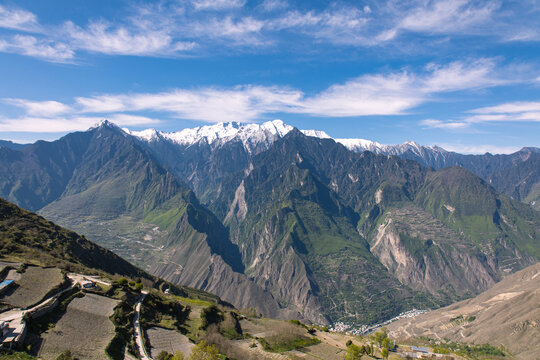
123,120,540,211
0,120,539,326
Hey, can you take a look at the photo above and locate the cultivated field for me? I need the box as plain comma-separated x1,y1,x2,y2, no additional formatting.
147,326,194,358
0,260,19,274
37,293,119,360
0,266,64,308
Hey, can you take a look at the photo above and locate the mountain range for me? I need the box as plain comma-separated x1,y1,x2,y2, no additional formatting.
124,119,540,211
0,120,539,326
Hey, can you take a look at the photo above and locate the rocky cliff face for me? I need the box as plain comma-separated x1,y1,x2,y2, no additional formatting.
370,206,498,299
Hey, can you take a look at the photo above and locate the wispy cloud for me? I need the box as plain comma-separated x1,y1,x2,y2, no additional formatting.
64,21,195,56
420,119,470,130
76,86,302,122
437,142,521,154
294,58,506,117
3,99,72,117
0,5,39,32
191,0,246,10
0,114,159,133
0,1,539,62
0,35,74,62
70,59,505,120
0,58,513,130
381,0,499,41
421,100,540,130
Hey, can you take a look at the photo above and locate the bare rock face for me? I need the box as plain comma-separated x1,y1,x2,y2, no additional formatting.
369,205,500,300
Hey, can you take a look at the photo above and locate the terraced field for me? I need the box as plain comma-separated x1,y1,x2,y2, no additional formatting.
37,293,119,360
147,326,194,358
0,266,64,308
0,260,19,274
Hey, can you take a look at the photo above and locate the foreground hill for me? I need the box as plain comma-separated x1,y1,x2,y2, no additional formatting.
387,262,540,360
0,197,148,278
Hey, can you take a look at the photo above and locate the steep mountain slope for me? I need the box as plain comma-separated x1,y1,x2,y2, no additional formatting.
0,197,149,279
335,138,540,211
126,120,329,205
217,132,439,324
206,130,540,324
0,122,286,320
100,120,540,211
132,125,540,324
387,262,540,360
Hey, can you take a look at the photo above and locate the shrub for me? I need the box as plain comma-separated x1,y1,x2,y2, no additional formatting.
56,350,78,360
200,305,224,330
344,344,362,360
156,351,173,360
188,341,220,360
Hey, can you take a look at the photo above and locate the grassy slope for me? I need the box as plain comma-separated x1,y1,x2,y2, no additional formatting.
415,167,540,258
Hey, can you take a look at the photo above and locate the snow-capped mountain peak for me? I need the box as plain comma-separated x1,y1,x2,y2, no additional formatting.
120,119,450,158
124,120,297,153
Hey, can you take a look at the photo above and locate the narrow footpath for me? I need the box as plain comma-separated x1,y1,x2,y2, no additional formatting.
133,291,152,360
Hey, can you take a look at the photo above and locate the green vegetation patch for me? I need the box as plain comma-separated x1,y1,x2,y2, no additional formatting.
0,351,37,359
422,338,507,359
141,291,191,331
257,322,321,353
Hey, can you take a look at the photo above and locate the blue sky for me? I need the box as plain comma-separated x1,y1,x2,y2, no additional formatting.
1,0,540,153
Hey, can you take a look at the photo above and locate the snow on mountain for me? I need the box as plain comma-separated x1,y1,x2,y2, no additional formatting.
124,120,293,153
121,119,447,157
301,129,332,139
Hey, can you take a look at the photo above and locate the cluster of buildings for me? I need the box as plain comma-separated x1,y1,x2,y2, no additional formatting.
329,308,429,335
400,346,456,359
0,318,26,350
0,273,97,350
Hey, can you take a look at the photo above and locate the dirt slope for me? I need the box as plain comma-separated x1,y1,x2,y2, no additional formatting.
387,262,540,359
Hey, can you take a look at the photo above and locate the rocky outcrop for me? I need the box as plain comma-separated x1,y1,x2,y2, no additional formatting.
370,206,499,299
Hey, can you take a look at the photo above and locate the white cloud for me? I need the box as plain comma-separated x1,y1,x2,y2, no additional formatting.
269,7,369,45
470,101,540,115
0,59,520,127
437,143,521,154
190,16,266,44
75,95,127,113
381,0,499,41
3,99,72,117
0,35,74,62
420,119,470,129
0,1,537,62
191,0,246,10
0,5,39,32
77,86,302,122
73,60,497,121
421,100,540,131
0,114,159,133
422,59,503,92
296,72,422,116
64,21,195,56
261,0,288,12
